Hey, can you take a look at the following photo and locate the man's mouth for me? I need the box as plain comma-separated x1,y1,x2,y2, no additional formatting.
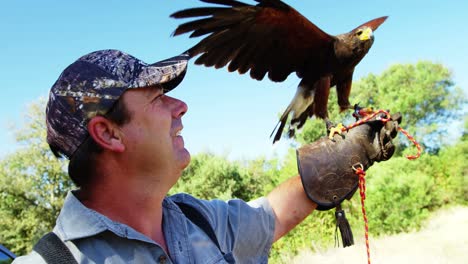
174,127,183,137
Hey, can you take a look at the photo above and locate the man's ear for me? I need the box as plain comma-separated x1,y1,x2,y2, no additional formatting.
87,116,125,153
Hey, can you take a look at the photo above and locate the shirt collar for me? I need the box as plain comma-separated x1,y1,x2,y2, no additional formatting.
54,190,155,244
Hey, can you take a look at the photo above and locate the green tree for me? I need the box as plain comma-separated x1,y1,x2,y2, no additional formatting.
170,153,273,201
0,100,71,255
350,61,464,153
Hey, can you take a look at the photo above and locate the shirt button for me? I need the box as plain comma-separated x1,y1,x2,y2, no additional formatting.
158,255,167,264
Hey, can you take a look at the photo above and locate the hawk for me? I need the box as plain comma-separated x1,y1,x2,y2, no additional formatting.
171,0,387,142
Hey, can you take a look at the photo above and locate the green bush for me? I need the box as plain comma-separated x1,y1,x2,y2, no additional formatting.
170,153,273,201
270,211,337,262
345,141,467,237
358,160,435,235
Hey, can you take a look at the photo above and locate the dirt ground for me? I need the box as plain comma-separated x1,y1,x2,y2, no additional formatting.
291,206,468,264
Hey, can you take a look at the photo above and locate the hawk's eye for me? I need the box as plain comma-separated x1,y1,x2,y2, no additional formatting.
356,30,363,36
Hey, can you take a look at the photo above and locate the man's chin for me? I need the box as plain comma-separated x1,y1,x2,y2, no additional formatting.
178,148,191,170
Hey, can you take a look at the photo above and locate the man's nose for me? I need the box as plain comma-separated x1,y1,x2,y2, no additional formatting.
167,96,188,118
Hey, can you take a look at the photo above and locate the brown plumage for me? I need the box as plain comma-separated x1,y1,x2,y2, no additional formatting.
171,0,387,143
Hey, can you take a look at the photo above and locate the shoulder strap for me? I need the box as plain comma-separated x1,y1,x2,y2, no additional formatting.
33,232,78,264
175,202,223,253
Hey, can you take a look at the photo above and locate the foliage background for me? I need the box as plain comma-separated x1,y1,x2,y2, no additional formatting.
0,62,466,263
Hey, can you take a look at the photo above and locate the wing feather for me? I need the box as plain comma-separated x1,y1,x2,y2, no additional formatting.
171,0,335,82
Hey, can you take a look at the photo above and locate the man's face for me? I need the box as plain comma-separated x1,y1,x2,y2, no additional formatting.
118,87,190,178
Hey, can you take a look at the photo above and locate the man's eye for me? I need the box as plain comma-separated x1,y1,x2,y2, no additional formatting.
151,94,164,103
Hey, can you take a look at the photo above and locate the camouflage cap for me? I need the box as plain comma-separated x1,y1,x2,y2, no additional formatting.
46,49,189,158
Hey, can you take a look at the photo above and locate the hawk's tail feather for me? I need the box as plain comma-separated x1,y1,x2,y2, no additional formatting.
270,105,293,143
271,119,287,144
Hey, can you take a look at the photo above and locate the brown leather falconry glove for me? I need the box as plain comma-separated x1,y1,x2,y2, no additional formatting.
297,112,402,246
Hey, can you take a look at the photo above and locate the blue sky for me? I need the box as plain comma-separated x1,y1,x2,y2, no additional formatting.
1,0,467,160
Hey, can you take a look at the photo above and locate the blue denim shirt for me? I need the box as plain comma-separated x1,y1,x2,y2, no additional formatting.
13,191,275,264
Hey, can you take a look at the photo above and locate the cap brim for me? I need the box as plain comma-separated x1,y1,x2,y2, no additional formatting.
131,52,189,92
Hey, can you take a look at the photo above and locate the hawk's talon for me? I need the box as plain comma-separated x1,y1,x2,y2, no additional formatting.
328,123,346,141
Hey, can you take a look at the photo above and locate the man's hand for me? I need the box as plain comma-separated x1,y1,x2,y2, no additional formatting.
297,113,402,210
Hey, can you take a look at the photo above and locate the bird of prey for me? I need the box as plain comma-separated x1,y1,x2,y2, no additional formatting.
171,0,387,143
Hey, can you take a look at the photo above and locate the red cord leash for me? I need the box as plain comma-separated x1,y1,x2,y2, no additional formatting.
345,109,422,160
397,126,422,160
345,109,422,264
353,164,371,264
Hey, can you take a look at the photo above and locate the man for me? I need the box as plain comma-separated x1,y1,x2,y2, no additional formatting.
13,49,400,263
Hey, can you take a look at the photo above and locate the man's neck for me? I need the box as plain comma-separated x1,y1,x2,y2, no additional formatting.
78,176,170,252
